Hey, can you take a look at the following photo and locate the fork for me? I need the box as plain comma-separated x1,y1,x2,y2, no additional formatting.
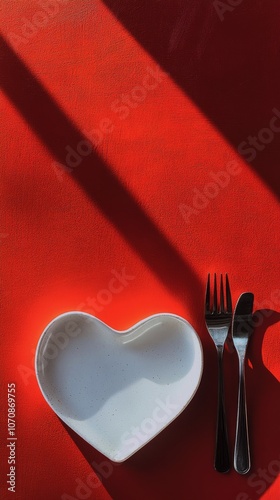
205,273,232,473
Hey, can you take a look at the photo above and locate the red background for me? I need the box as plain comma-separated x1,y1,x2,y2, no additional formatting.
1,1,280,499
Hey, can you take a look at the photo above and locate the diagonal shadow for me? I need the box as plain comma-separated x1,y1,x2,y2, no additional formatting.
0,35,202,310
103,0,280,199
62,311,280,500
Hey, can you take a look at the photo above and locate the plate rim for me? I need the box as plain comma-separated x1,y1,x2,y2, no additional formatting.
35,311,204,462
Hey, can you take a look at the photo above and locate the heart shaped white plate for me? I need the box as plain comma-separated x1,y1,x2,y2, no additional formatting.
35,312,203,462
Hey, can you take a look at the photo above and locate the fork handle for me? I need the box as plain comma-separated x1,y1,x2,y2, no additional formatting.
215,347,230,473
234,355,251,474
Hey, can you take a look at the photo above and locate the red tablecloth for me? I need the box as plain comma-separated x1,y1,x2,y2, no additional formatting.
1,1,280,499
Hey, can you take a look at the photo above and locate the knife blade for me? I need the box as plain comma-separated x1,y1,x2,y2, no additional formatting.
232,292,254,475
233,292,254,339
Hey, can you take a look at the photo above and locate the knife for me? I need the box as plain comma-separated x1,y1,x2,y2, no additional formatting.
232,292,254,474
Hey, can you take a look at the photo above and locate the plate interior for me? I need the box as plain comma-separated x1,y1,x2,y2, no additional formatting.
35,312,203,461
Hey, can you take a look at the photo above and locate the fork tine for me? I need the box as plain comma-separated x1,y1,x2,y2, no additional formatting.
205,273,211,314
226,274,232,313
220,274,225,313
213,273,217,313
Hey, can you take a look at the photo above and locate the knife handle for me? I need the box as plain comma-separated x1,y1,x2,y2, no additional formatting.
234,355,251,474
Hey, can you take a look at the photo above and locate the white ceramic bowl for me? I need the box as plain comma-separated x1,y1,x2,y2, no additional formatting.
35,312,203,462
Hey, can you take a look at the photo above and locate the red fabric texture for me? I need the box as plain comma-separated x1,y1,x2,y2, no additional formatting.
1,1,280,499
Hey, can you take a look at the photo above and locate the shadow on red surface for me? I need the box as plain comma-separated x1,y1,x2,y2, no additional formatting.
2,3,280,494
62,311,280,500
0,34,202,313
102,0,280,199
